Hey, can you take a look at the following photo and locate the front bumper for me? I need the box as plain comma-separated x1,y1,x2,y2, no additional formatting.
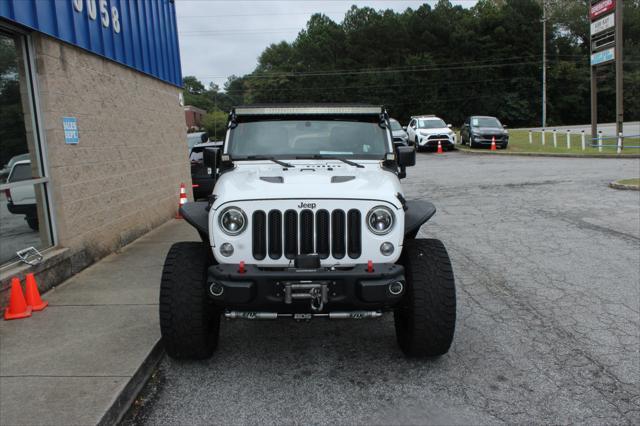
207,263,405,312
419,135,456,147
471,135,508,145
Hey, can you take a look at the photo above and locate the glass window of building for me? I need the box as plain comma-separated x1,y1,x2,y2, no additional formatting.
0,29,53,267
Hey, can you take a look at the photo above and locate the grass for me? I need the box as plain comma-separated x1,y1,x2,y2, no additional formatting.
457,130,640,156
616,178,640,187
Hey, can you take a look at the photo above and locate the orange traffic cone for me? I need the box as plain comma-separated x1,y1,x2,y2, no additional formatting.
4,277,32,320
490,136,497,151
176,183,187,219
24,273,48,311
437,140,443,154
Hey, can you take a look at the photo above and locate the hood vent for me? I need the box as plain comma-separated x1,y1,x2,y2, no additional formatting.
260,176,284,183
331,176,356,183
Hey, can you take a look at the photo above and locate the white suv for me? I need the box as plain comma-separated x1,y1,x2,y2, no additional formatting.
406,115,456,151
159,105,457,360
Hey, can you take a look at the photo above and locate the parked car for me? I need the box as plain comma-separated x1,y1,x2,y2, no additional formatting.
160,104,456,360
190,140,224,200
0,153,30,183
406,115,456,151
4,159,38,230
389,118,409,145
187,132,209,150
460,116,509,149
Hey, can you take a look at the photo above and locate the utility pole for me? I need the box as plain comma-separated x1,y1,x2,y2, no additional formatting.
541,0,547,129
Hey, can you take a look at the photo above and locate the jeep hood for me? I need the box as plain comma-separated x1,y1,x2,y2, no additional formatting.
213,162,403,209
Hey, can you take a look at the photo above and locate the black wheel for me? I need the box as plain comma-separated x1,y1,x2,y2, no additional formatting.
394,239,456,357
469,137,476,149
501,143,508,150
26,216,39,231
160,242,220,359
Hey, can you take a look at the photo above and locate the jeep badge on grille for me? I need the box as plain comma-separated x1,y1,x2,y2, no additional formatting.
298,202,317,209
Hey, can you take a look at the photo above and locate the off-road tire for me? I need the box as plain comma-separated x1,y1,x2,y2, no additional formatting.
394,239,456,357
160,242,220,359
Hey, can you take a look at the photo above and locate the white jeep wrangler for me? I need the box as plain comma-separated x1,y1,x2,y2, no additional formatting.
160,105,456,359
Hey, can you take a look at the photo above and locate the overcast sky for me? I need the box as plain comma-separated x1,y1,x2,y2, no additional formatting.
175,0,477,89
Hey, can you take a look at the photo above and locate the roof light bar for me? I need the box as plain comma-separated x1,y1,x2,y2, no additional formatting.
235,106,382,116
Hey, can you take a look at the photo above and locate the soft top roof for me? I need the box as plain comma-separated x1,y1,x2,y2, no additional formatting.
233,104,384,116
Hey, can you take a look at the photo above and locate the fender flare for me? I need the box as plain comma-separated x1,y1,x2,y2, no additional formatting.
180,201,210,240
403,200,436,238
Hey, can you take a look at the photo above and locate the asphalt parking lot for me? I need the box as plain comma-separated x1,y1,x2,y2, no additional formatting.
124,152,639,425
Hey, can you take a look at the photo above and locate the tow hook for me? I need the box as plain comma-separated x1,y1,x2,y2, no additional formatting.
281,281,330,312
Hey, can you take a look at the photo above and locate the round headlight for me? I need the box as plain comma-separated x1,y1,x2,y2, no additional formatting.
219,207,247,235
367,206,395,235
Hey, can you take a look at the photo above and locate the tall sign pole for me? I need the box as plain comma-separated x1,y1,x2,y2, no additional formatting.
615,1,624,142
542,1,547,129
590,0,623,148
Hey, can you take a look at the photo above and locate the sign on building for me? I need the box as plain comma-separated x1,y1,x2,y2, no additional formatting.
63,117,79,145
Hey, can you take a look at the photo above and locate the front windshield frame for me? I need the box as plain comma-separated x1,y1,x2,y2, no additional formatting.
418,118,447,129
225,116,392,160
471,117,502,128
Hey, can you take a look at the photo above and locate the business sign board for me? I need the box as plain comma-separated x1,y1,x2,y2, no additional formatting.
590,0,616,20
0,0,182,87
63,117,79,145
591,47,615,66
591,13,615,36
592,30,616,51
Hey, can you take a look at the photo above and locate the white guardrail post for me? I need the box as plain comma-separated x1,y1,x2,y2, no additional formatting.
529,130,533,144
581,130,586,151
598,131,603,153
542,129,546,145
566,130,571,149
553,129,557,148
617,132,623,154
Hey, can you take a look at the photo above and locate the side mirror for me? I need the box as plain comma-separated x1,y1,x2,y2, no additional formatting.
203,147,220,176
397,146,416,167
402,126,407,131
447,124,452,128
503,124,508,128
201,132,209,143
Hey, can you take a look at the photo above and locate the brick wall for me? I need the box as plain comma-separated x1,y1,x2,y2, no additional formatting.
34,34,191,270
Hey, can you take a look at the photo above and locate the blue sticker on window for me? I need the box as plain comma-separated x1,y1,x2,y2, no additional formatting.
63,117,78,145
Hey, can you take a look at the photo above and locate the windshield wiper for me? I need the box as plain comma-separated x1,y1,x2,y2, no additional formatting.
296,155,364,168
242,156,295,168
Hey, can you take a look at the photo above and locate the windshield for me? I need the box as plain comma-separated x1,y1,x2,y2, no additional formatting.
471,117,502,128
227,120,389,159
418,118,446,129
389,119,402,131
187,133,204,149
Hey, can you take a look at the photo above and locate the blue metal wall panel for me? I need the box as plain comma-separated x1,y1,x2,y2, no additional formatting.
0,0,182,87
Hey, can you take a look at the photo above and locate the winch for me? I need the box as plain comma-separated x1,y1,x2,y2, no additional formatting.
280,280,331,312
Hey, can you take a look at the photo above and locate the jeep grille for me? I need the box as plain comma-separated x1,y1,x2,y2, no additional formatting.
252,209,362,261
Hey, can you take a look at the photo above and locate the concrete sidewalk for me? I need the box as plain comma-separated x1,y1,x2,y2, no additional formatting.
0,220,197,425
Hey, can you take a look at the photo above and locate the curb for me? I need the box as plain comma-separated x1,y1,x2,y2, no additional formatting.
609,181,640,191
98,339,164,426
456,148,640,159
